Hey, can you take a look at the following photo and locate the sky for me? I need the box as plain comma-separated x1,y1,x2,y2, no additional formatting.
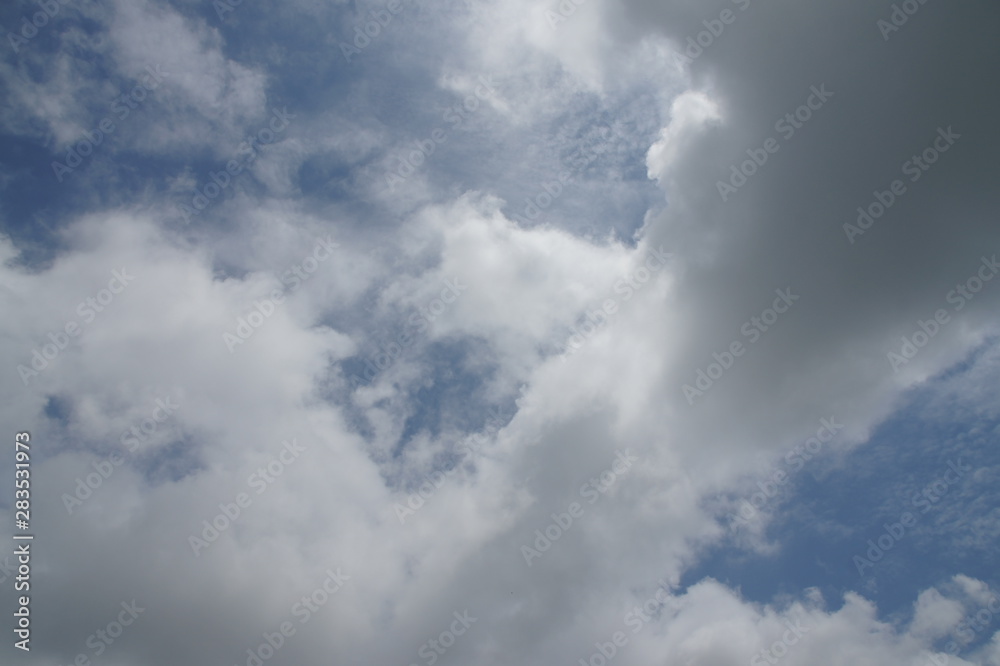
1,0,999,665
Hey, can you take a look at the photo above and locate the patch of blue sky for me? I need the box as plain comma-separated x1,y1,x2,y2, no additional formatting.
679,337,1000,625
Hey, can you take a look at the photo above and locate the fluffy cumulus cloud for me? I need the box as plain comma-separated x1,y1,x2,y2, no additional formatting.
0,0,998,664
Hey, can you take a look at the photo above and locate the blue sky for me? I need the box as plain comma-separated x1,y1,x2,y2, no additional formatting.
684,339,1000,621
